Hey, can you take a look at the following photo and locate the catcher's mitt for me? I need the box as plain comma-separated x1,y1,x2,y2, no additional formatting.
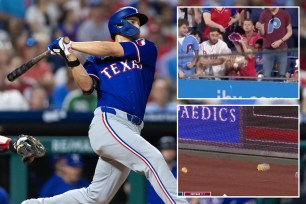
14,135,46,164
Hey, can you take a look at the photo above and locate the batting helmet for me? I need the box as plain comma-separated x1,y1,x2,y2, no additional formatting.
108,6,148,40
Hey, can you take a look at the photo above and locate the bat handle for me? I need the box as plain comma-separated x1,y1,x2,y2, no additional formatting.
62,36,72,56
63,36,70,44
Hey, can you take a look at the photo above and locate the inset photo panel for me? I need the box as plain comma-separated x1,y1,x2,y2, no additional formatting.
177,105,299,197
177,7,299,99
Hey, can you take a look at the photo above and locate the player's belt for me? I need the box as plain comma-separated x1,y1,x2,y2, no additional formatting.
101,106,143,126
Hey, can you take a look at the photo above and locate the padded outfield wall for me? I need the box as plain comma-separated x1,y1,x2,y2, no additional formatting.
178,106,298,159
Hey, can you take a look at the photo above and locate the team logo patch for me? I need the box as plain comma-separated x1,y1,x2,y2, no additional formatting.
186,44,192,53
136,39,146,46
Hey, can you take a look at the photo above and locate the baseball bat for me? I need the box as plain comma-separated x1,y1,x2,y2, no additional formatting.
7,50,51,81
6,37,71,82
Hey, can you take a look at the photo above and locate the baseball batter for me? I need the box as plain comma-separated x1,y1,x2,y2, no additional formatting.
22,7,188,204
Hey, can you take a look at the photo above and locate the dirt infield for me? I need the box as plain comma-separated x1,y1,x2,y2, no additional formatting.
178,149,298,196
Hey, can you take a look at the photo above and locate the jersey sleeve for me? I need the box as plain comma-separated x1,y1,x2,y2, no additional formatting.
192,36,199,51
0,136,11,150
120,39,157,66
284,10,291,27
198,43,204,55
221,42,231,54
259,10,265,24
83,56,100,81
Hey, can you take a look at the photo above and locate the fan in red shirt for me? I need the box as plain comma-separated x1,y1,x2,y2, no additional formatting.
233,19,261,78
201,8,240,40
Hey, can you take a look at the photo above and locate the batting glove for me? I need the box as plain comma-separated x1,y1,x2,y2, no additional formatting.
48,37,72,59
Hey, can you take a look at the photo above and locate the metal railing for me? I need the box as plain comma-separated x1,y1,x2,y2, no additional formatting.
181,75,298,82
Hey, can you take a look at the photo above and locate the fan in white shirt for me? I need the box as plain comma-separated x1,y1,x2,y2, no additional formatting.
197,27,231,79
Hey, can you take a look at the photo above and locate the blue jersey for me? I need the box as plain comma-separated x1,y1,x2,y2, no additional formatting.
84,38,157,120
39,174,89,198
178,35,199,75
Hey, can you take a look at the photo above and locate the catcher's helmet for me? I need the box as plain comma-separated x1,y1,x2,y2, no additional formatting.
108,6,148,40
